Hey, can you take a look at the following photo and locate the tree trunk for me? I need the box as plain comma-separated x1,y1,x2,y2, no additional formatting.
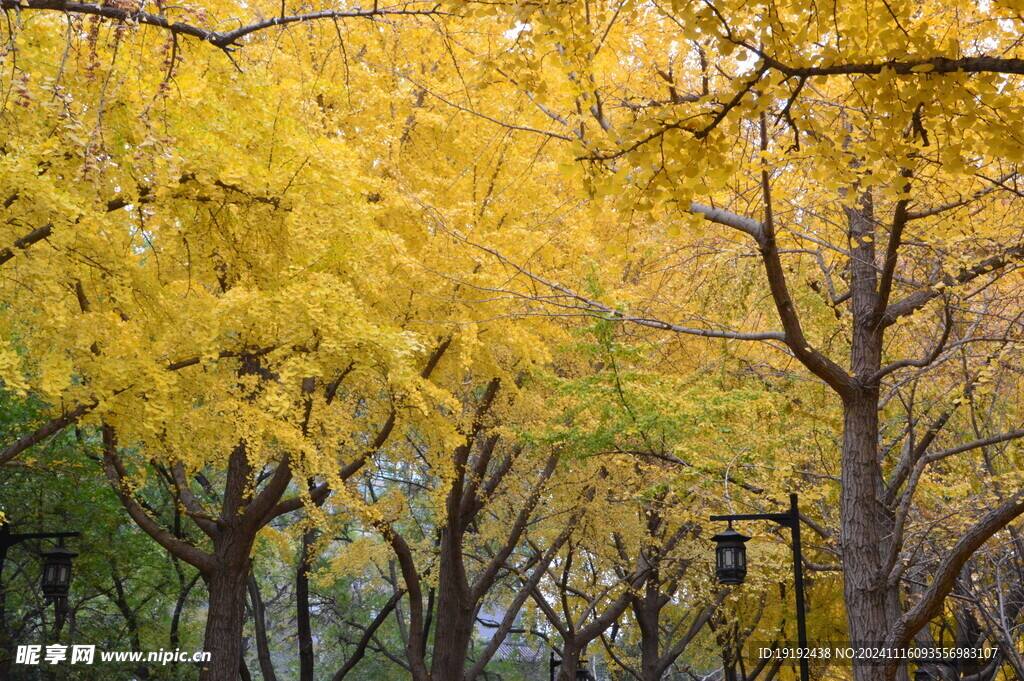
0,550,11,681
248,574,278,681
201,563,251,681
297,528,315,681
635,575,661,681
556,645,582,681
841,391,894,652
843,193,902,681
429,529,473,681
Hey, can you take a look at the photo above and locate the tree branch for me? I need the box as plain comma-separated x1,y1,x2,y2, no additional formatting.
380,526,429,681
871,300,953,382
265,338,452,521
757,54,1024,78
0,400,96,466
170,462,220,539
874,171,912,318
0,223,53,266
470,450,559,602
922,428,1024,466
906,173,1018,220
1,0,444,51
460,235,785,342
755,119,852,396
101,425,215,573
888,490,1024,649
882,243,1024,327
687,202,765,242
331,590,405,681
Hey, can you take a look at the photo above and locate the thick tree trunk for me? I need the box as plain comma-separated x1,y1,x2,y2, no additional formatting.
201,561,251,681
428,529,473,681
843,193,903,681
556,644,582,681
842,391,897,681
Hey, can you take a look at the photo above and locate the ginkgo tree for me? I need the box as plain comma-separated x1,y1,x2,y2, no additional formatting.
0,4,447,679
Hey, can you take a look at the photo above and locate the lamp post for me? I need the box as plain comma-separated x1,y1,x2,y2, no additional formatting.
710,493,809,681
0,521,80,616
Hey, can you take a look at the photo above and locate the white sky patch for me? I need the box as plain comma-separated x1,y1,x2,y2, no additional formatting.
504,22,530,40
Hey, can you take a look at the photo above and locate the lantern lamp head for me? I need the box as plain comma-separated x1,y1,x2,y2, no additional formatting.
40,542,77,603
711,523,751,585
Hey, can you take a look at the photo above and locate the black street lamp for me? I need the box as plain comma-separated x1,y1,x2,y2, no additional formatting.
0,521,80,615
41,541,78,606
710,493,809,681
710,522,751,584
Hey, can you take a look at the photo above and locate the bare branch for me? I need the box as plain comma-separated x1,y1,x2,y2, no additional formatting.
882,243,1024,327
906,173,1018,220
922,428,1024,465
688,202,764,242
1,0,444,52
888,490,1024,649
875,170,912,317
460,235,785,342
330,590,406,681
746,51,1024,78
871,300,953,382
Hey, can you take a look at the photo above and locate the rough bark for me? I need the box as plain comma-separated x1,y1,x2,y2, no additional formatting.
841,192,902,680
555,644,583,681
427,534,474,680
842,392,896,657
635,576,661,681
202,563,251,681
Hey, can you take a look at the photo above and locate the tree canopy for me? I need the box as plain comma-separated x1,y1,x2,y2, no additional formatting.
2,1,1024,680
